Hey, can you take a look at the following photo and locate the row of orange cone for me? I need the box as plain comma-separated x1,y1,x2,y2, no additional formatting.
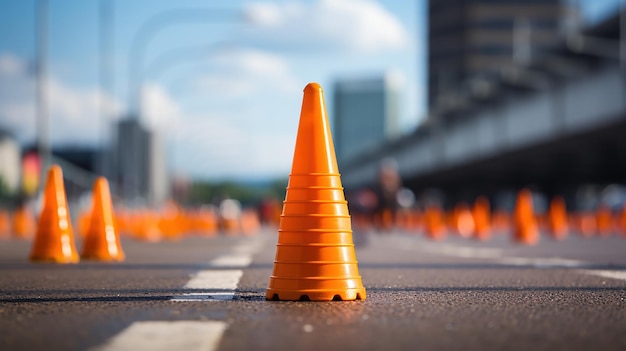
28,165,124,263
1,197,262,243
76,205,261,242
355,190,626,244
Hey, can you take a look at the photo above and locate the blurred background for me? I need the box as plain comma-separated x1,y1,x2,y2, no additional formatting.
0,0,625,238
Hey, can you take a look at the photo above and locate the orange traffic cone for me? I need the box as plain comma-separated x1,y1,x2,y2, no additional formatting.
547,196,568,240
513,188,539,245
0,209,10,238
30,165,79,263
81,177,125,261
491,209,511,234
596,204,613,237
13,204,36,240
266,83,366,301
76,210,91,238
620,203,626,237
451,202,474,238
424,205,446,240
472,196,491,241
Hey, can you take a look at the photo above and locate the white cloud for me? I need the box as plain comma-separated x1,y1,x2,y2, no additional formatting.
196,47,299,98
0,54,27,76
140,82,181,133
243,0,410,53
0,53,123,145
172,114,294,179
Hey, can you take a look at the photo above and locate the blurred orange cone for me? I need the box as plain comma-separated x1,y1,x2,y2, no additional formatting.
266,83,366,301
132,210,162,242
491,209,511,234
547,196,568,240
13,204,35,240
0,209,10,238
76,210,91,238
620,204,626,237
513,188,539,245
424,205,446,240
572,211,596,237
81,177,125,261
451,202,474,238
29,165,79,263
596,204,613,237
472,196,491,241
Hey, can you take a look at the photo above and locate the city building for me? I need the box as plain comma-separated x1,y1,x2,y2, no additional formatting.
332,74,401,165
111,118,168,205
428,0,572,109
0,129,20,194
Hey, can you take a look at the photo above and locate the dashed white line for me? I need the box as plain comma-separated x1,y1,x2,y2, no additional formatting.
91,321,227,351
172,270,244,301
171,240,261,302
582,270,626,281
209,254,252,268
183,269,244,290
400,238,596,269
497,257,586,268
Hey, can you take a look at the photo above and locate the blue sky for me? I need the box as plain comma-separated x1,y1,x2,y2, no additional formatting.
0,0,424,181
0,0,620,180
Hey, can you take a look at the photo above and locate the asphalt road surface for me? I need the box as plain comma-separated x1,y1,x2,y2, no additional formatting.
1,228,625,351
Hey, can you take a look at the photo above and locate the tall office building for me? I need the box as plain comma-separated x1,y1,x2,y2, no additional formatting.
428,0,571,108
111,118,168,205
333,75,401,165
0,129,20,194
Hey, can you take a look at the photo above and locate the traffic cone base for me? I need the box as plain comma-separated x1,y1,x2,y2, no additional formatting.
30,165,79,263
266,82,366,301
267,288,365,302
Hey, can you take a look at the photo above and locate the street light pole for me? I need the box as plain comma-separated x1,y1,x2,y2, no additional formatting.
36,0,49,189
99,0,114,177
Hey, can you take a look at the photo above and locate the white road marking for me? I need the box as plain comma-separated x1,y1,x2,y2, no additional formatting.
91,321,226,351
400,238,590,269
171,240,261,302
497,257,586,268
209,254,252,268
582,270,626,281
172,292,236,301
183,269,244,290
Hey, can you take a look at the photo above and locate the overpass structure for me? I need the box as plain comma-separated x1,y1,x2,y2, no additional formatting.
341,12,626,204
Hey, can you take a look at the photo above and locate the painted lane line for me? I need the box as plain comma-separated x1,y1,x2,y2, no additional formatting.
91,321,227,351
582,270,626,281
171,240,260,302
184,270,244,290
209,254,252,268
172,292,236,301
171,268,244,302
497,257,586,268
403,241,589,268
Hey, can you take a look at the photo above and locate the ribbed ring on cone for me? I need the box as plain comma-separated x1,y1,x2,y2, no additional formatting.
271,262,361,277
285,187,345,202
268,276,364,289
277,230,354,245
279,214,351,231
274,244,357,262
282,200,349,216
288,173,343,188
